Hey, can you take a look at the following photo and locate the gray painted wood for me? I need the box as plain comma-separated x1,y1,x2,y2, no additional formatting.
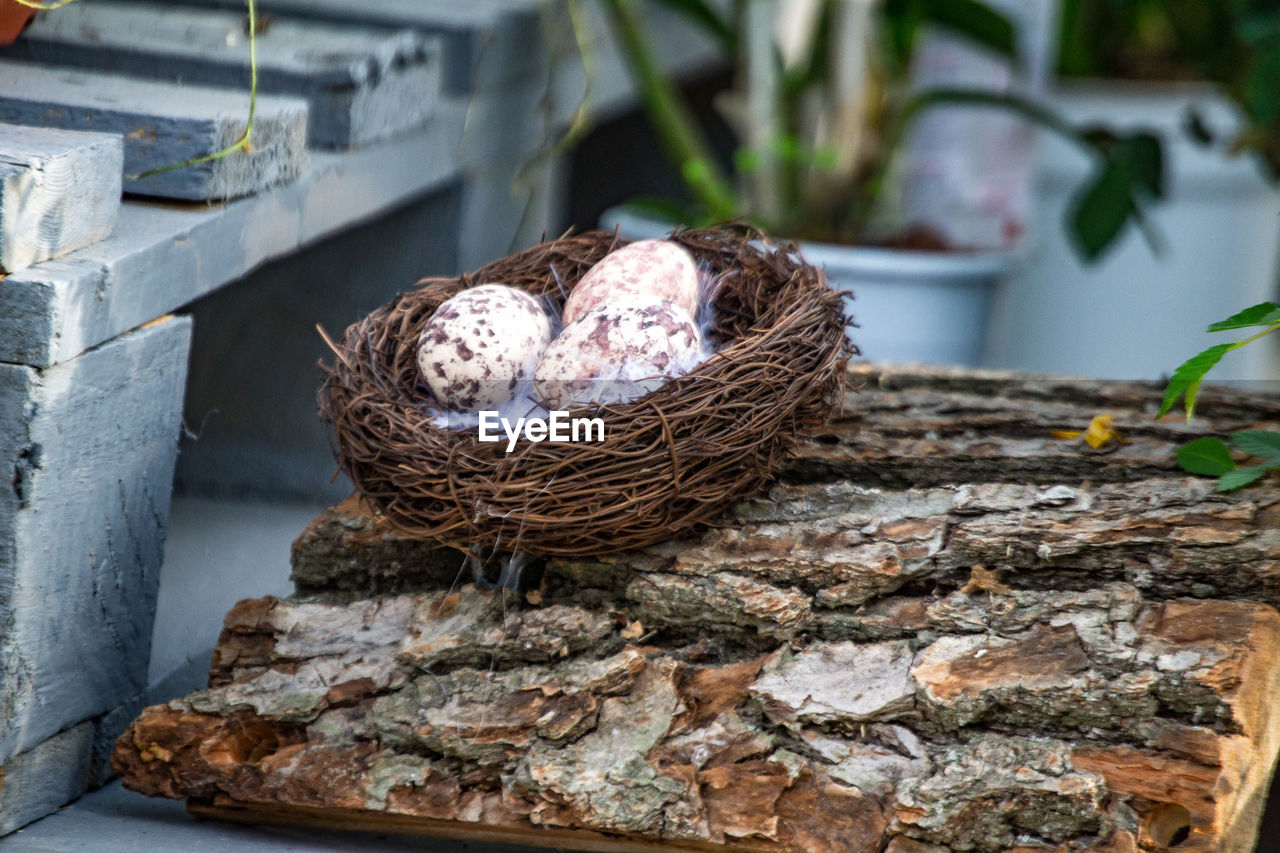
0,103,466,368
88,693,145,788
165,0,547,94
0,124,121,274
174,188,462,503
0,9,719,369
0,316,192,769
0,61,308,201
4,2,442,149
0,721,92,835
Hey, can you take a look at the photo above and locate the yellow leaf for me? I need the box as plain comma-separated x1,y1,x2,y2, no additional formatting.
1084,414,1115,449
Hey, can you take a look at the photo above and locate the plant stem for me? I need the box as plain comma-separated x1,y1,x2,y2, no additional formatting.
129,0,259,180
1231,322,1280,350
742,0,781,224
604,0,740,222
10,0,80,9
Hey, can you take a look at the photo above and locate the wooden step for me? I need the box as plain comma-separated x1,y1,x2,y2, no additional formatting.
0,317,191,780
162,0,547,94
3,1,442,149
0,723,92,836
0,60,308,200
0,123,120,273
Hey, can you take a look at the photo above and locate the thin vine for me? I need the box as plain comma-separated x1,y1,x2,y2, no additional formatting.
10,0,260,180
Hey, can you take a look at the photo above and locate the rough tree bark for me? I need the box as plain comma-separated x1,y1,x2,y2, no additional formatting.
114,365,1280,852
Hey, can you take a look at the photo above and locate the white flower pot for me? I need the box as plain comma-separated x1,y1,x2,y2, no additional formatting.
600,207,1015,367
985,81,1280,380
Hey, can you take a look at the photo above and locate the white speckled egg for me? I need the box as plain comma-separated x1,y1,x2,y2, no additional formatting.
417,284,552,410
562,239,700,326
535,295,703,409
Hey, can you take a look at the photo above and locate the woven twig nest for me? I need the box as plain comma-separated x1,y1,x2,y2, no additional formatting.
319,226,852,557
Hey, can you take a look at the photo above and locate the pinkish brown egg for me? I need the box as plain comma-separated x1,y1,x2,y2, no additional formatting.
535,295,703,409
562,239,700,326
417,284,552,410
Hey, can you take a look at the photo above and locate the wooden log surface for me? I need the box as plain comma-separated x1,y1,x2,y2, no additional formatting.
0,60,308,200
115,364,1280,852
3,2,442,149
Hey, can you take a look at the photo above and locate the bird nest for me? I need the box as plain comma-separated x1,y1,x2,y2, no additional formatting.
319,226,852,557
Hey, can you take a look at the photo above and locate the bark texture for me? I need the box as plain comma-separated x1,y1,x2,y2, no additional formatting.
115,365,1280,852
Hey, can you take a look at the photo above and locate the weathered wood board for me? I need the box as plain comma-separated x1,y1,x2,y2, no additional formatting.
164,0,549,94
0,124,121,274
3,2,442,149
0,102,466,369
0,721,92,835
115,365,1280,852
0,316,192,834
0,60,307,200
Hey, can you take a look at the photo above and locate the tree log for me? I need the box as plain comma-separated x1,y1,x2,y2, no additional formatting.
114,365,1280,852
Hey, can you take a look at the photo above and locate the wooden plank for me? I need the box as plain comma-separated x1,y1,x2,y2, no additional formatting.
0,316,192,767
0,60,308,201
0,101,466,368
164,0,548,94
0,124,121,274
0,722,92,835
3,2,443,149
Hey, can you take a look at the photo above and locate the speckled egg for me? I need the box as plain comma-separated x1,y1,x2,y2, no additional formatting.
535,295,703,409
417,284,552,410
562,239,700,326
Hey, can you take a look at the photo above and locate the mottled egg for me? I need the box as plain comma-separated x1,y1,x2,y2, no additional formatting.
562,239,700,326
417,284,552,410
535,295,703,409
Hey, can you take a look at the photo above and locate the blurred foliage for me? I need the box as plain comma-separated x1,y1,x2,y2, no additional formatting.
600,0,1164,260
1059,0,1280,180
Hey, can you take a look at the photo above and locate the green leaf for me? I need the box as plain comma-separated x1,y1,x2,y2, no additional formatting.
1113,133,1165,199
1230,429,1280,459
1158,343,1236,419
1237,12,1280,45
1176,437,1236,477
1243,43,1280,126
1068,161,1134,261
919,0,1017,61
1217,465,1271,492
1206,302,1280,331
734,147,762,175
881,0,925,75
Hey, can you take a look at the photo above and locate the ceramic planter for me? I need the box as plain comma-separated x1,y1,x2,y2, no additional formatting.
601,206,1015,367
986,81,1280,380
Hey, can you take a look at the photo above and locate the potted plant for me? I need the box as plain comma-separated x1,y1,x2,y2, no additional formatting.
986,0,1280,380
592,0,1162,365
0,0,36,46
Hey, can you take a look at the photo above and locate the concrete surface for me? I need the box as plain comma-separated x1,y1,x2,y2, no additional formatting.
145,496,329,701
